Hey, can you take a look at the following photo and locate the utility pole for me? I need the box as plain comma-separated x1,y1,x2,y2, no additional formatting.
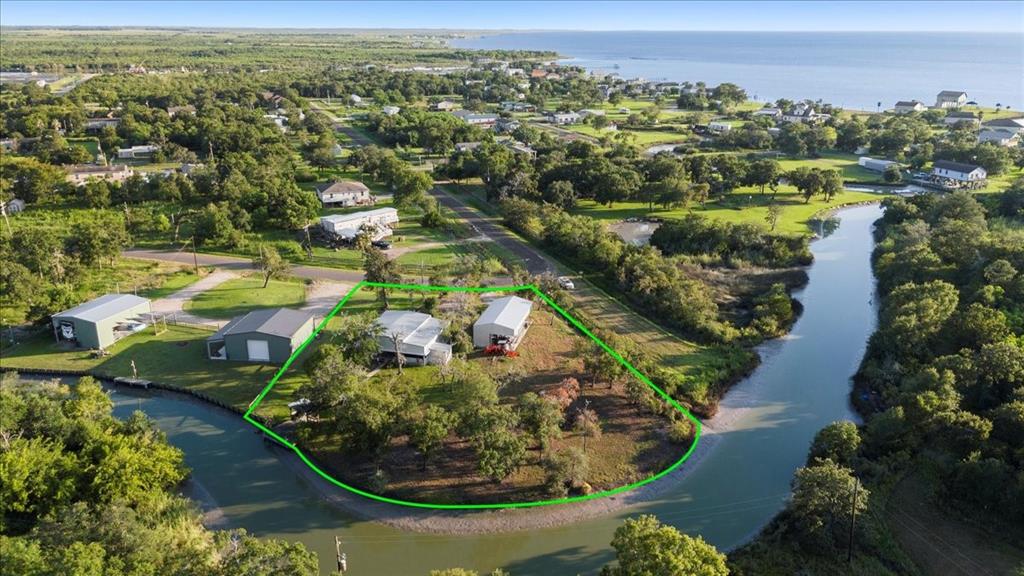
334,535,347,573
847,477,859,563
304,224,313,259
190,237,200,276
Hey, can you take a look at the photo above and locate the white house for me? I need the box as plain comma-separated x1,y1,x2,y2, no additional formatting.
433,100,458,111
472,295,533,350
708,121,732,134
314,180,373,207
545,111,581,125
503,141,537,158
319,207,398,240
376,310,452,365
931,160,987,183
982,117,1024,135
944,111,980,126
382,106,401,116
894,100,926,114
935,91,967,109
455,141,482,153
451,110,499,126
350,94,363,104
116,144,160,159
978,129,1020,147
781,104,830,124
858,157,898,172
752,107,782,119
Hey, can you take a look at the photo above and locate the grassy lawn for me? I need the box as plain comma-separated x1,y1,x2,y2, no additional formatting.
138,269,201,299
0,325,284,410
776,151,884,182
184,276,307,319
564,124,690,145
978,166,1024,193
573,186,883,236
67,137,100,157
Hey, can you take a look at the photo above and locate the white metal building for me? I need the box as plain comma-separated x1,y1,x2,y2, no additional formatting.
320,207,398,240
376,310,452,365
473,296,533,350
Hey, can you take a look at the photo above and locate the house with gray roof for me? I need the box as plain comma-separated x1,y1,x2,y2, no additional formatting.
376,310,452,365
206,308,316,363
935,90,968,109
52,294,152,350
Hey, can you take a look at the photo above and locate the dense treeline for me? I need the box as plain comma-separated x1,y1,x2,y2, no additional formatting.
0,28,553,72
0,374,318,575
733,184,1024,573
650,215,811,267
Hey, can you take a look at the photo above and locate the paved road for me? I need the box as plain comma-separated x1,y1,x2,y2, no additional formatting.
124,249,366,283
429,185,554,276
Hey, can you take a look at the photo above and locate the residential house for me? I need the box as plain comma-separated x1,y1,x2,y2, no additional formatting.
314,180,373,207
935,91,967,109
502,141,537,158
781,104,830,124
350,94,363,105
433,100,458,111
52,294,152,350
494,118,521,133
319,207,399,241
166,105,196,117
545,111,582,125
65,164,134,186
451,110,499,126
708,121,732,134
752,107,782,119
1,198,26,215
206,308,315,364
931,160,987,183
944,111,980,126
472,296,533,350
84,118,120,132
858,157,899,172
117,145,160,159
376,310,452,365
530,69,548,79
501,101,535,112
978,129,1020,147
454,141,482,153
382,106,401,116
982,117,1024,135
894,100,926,114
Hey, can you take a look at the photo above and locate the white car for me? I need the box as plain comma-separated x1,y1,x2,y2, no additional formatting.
557,276,575,290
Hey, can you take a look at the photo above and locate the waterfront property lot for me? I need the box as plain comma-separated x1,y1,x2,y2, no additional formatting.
0,324,307,410
776,151,886,182
285,290,690,505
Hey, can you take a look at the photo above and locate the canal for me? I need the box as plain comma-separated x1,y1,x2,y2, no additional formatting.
106,203,882,575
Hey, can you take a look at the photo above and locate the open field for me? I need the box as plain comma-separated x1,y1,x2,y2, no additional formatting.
776,151,885,182
184,275,307,319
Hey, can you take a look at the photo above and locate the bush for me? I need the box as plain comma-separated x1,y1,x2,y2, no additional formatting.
668,419,695,444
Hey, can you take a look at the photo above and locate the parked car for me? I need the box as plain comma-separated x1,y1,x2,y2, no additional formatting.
372,240,392,249
557,276,575,290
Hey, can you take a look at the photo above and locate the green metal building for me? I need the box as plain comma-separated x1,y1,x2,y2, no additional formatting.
206,308,315,364
52,294,152,350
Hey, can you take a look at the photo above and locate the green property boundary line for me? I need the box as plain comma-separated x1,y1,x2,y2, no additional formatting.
242,280,703,510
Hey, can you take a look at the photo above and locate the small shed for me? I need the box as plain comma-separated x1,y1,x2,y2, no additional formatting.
207,308,315,364
52,294,152,350
473,296,533,350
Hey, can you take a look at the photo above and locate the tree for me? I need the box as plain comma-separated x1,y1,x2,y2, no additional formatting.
883,164,903,183
298,348,366,415
363,247,398,304
253,244,288,288
409,405,455,470
543,447,588,497
808,421,861,466
765,203,783,232
789,459,869,547
600,515,729,576
745,159,782,195
517,392,563,453
574,405,602,453
787,167,823,203
821,168,843,202
334,380,406,455
475,424,527,483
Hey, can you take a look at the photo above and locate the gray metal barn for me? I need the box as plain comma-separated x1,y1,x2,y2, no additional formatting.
206,308,315,364
52,294,152,350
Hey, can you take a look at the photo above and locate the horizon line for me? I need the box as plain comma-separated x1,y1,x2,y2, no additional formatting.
1,25,1019,34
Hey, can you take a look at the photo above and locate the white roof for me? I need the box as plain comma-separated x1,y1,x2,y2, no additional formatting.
476,296,533,330
320,207,398,227
53,293,150,322
377,310,444,352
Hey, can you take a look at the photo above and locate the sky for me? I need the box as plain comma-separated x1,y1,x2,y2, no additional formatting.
2,1,1023,32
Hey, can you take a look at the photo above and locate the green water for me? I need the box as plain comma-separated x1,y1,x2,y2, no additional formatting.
108,203,882,575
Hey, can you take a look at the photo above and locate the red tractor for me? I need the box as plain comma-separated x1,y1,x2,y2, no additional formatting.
483,343,518,358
